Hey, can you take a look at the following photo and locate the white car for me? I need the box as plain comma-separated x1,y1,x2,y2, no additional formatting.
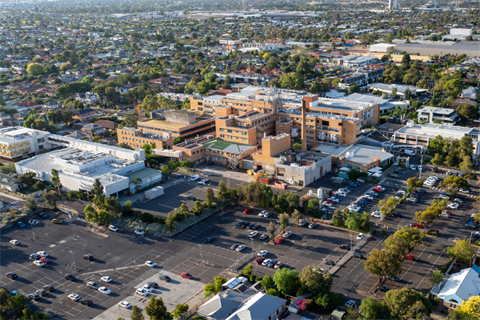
198,179,209,185
258,250,268,257
440,212,450,218
37,251,48,257
448,203,459,210
262,259,272,266
397,190,406,195
336,191,347,197
284,231,293,238
134,229,145,235
349,205,361,212
28,219,39,225
260,233,269,240
100,276,112,283
460,188,470,193
9,240,19,245
190,175,200,181
424,180,434,186
322,201,332,207
339,188,351,194
98,287,111,295
236,245,246,252
108,225,118,232
410,165,416,170
345,300,356,308
357,233,364,240
328,197,339,203
68,293,81,301
364,195,374,201
371,211,382,218
439,194,449,200
454,198,463,204
249,231,258,238
145,261,156,267
308,223,318,229
119,301,132,309
142,284,154,292
259,210,271,217
135,288,148,297
33,260,45,267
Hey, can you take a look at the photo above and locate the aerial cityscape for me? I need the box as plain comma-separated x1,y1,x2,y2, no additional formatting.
0,0,480,319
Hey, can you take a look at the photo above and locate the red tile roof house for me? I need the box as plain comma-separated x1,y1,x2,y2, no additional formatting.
94,119,119,131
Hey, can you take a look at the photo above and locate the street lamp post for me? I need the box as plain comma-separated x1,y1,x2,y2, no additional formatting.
31,223,35,240
350,234,353,252
199,244,203,262
250,238,254,256
70,251,75,270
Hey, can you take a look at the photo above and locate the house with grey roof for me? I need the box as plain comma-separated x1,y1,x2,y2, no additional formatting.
197,290,286,320
417,106,459,125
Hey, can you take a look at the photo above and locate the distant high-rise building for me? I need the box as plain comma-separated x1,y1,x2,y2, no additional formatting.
388,0,398,10
435,0,440,7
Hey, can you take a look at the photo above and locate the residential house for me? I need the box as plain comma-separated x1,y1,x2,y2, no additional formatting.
81,123,106,137
94,119,119,131
69,108,100,122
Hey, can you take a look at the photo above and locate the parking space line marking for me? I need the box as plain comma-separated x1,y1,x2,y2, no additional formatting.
415,248,446,290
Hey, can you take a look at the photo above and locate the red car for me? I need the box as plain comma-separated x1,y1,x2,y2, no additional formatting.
181,272,192,279
442,210,452,215
411,223,423,228
255,257,266,264
403,254,415,261
275,238,285,244
325,199,334,204
243,209,252,214
40,257,51,265
373,186,385,193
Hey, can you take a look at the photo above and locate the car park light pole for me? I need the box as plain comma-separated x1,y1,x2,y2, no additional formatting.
350,234,353,252
70,251,75,270
250,238,254,256
31,223,35,240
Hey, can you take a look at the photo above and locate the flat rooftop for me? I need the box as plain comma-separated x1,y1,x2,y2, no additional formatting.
122,167,161,183
395,123,476,137
140,119,201,129
315,144,393,165
203,139,257,154
418,107,456,115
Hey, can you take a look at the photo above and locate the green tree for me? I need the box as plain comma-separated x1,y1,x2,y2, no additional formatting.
315,293,346,312
332,209,344,227
459,156,473,171
431,153,444,166
292,142,302,149
261,274,273,289
217,180,229,200
347,167,361,181
51,169,61,192
291,209,302,224
27,63,44,75
359,297,384,320
24,197,38,212
279,72,304,90
131,305,145,320
18,172,36,188
447,239,475,262
214,276,227,293
407,177,423,190
457,296,480,320
273,268,299,296
205,187,215,207
172,303,188,319
267,221,277,240
144,296,170,320
42,191,62,210
298,266,332,296
243,264,253,277
432,268,444,285
382,288,432,320
457,104,478,122
364,248,403,281
279,213,289,231
439,176,469,196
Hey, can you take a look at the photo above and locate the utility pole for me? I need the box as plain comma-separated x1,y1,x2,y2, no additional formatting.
31,223,35,240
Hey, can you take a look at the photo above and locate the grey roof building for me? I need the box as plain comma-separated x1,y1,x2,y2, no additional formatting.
417,107,459,124
197,291,286,320
393,41,480,57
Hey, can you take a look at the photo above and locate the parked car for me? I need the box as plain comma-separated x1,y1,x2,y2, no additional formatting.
324,259,335,266
243,209,252,214
403,254,415,261
119,301,132,309
204,237,215,243
83,254,94,261
145,261,156,267
101,276,112,283
439,194,449,200
87,281,100,290
357,233,364,240
274,261,284,269
260,233,269,240
377,286,389,292
448,202,459,210
5,272,17,280
353,253,364,259
236,245,246,252
371,210,382,218
386,274,400,282
406,197,418,203
259,210,271,217
373,186,385,192
108,225,119,232
249,231,258,238
36,289,47,296
9,240,19,246
65,274,76,281
181,272,193,279
275,238,285,244
258,250,268,257
339,244,351,250
159,275,171,282
80,299,93,306
299,220,308,227
308,223,318,229
411,223,423,228
190,175,200,181
255,257,266,264
187,195,197,201
68,293,81,301
51,219,63,224
134,229,145,236
284,231,293,238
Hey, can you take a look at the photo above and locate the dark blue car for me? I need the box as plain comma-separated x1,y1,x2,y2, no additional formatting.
17,221,26,228
349,182,357,187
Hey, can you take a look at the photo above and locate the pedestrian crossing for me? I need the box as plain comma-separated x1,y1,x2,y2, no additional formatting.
76,217,88,223
396,180,407,184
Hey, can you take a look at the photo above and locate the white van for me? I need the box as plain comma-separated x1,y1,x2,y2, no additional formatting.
404,149,415,156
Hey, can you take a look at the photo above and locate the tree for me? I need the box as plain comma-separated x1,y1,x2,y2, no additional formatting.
273,268,299,296
205,187,215,207
243,264,253,277
315,293,346,312
172,303,188,319
18,172,36,188
359,298,384,320
382,288,432,320
332,209,344,227
279,72,304,90
292,142,302,149
145,296,170,320
428,136,445,155
298,266,332,296
439,176,468,196
347,167,361,181
447,239,475,263
459,156,473,171
443,79,464,99
279,213,289,231
432,268,444,285
457,296,480,319
383,234,409,257
131,305,145,320
291,209,302,224
394,226,424,249
457,104,477,122
27,63,44,75
24,197,38,212
42,191,62,210
217,180,229,200
407,177,423,190
364,248,403,281
431,153,444,166
214,276,227,293
51,169,61,192
261,274,273,289
267,221,277,240
90,178,105,198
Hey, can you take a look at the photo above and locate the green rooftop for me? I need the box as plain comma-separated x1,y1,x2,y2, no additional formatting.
0,173,17,187
121,167,162,183
203,139,257,154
